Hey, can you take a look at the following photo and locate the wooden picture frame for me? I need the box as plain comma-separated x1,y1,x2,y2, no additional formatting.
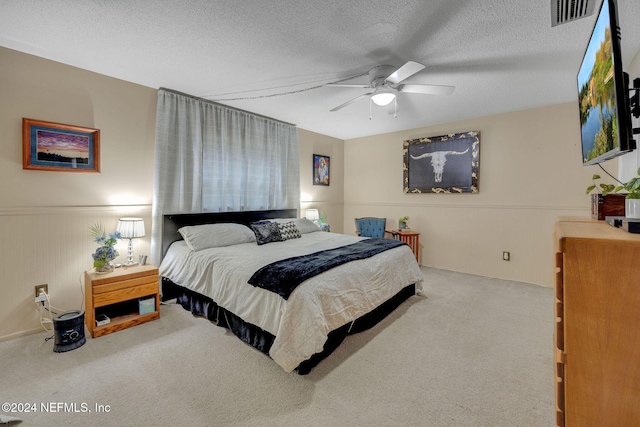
22,118,100,172
313,154,330,186
403,131,479,193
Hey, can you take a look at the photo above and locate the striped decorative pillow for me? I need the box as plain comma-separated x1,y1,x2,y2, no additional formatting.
277,221,301,241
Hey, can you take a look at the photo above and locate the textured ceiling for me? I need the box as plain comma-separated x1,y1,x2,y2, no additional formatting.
1,0,640,140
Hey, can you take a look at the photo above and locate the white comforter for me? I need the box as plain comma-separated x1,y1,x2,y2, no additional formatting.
160,231,424,372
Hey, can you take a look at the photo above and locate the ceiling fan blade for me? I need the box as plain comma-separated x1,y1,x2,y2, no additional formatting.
399,84,455,96
385,61,425,85
326,83,371,88
330,93,373,112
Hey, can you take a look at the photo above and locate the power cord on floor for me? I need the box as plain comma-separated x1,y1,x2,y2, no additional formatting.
35,291,67,342
79,271,85,311
35,292,54,341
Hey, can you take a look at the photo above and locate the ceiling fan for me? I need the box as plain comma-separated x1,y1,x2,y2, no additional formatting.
327,61,455,116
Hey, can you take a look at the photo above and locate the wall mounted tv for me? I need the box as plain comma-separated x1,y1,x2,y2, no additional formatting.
578,0,634,166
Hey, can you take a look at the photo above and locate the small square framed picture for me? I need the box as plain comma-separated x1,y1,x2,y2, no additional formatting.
313,154,330,186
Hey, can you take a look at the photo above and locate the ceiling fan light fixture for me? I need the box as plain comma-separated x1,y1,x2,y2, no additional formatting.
371,90,395,106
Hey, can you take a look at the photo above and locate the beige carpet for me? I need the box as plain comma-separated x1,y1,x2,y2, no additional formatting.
0,267,554,426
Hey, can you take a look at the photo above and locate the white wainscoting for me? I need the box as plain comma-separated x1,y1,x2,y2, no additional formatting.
0,205,152,341
343,202,589,287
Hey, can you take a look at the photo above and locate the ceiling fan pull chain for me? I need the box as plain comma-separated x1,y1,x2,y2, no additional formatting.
369,98,372,120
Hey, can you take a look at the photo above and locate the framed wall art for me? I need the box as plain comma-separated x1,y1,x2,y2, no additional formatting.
403,131,479,193
22,118,100,172
313,154,330,186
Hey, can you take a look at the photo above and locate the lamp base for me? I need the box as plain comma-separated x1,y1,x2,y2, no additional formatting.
124,238,138,266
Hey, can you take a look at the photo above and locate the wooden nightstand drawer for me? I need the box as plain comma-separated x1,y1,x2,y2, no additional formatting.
92,275,158,295
93,282,158,308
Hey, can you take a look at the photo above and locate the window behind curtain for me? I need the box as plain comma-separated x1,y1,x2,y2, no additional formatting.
151,89,300,264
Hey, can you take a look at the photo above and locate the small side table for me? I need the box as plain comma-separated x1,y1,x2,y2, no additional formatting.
84,264,160,338
389,229,420,263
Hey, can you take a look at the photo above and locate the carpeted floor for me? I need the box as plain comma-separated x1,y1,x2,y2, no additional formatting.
0,267,555,426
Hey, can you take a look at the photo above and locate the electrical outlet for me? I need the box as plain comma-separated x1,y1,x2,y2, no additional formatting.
503,251,511,261
34,284,48,302
35,284,48,297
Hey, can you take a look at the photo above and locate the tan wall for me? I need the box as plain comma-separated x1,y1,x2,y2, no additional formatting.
0,47,157,340
343,103,601,287
298,128,345,233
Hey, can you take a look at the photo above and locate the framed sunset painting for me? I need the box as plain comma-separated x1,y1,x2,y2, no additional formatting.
22,118,100,172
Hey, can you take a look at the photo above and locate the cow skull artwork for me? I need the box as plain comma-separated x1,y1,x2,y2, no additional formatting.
410,148,470,183
403,130,480,194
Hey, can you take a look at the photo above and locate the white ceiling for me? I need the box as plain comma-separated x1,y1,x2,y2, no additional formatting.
1,0,640,140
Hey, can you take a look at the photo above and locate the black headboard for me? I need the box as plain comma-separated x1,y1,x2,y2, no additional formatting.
162,209,298,258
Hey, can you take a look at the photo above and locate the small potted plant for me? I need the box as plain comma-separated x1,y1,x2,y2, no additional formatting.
586,174,626,220
615,168,640,218
90,223,121,274
398,216,409,229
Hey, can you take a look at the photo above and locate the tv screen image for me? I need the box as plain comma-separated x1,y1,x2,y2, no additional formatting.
578,0,632,166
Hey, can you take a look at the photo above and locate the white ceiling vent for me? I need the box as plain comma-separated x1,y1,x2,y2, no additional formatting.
551,0,596,27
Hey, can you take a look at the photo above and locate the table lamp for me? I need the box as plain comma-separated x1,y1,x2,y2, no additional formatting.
305,209,320,225
116,218,145,266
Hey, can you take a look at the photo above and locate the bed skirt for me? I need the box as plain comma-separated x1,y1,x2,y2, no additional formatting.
161,278,416,374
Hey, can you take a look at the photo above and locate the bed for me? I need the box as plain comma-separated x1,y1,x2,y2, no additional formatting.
159,209,424,374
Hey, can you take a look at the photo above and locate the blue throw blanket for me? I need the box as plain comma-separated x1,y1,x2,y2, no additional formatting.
248,238,406,299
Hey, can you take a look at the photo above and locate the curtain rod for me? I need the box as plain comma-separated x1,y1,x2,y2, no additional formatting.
159,87,297,127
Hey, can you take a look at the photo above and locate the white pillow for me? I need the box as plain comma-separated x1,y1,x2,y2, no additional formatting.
271,217,320,234
178,223,256,251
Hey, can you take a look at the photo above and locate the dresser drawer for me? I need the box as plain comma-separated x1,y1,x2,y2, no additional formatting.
92,274,157,295
93,281,158,308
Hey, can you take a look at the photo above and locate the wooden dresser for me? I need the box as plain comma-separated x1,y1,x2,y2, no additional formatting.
554,220,640,426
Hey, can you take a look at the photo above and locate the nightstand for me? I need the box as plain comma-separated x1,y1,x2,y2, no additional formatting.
388,229,420,263
84,264,160,338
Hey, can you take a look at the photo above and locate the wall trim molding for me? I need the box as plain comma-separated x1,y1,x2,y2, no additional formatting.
0,205,152,216
0,327,43,343
343,201,587,211
300,200,344,205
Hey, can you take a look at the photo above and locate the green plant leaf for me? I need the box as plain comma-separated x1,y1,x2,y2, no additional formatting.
586,184,596,194
89,223,106,239
601,184,613,195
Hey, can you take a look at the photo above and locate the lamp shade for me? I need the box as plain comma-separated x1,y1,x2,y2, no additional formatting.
116,218,145,239
305,209,319,221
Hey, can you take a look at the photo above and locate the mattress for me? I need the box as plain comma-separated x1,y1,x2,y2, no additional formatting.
160,231,424,372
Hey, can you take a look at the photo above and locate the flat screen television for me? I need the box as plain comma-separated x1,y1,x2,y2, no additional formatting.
578,0,634,166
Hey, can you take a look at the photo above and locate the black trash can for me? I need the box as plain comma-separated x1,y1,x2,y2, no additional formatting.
53,310,86,353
